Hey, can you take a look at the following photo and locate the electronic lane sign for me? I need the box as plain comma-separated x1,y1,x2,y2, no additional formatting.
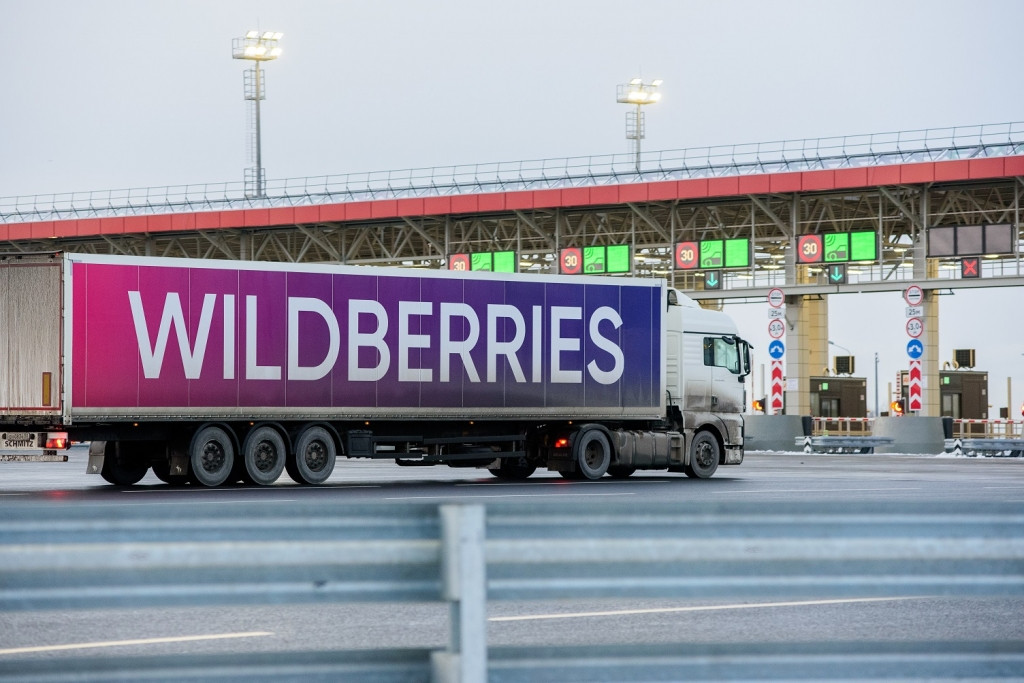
961,257,981,279
927,224,1015,258
560,247,582,274
676,238,751,270
560,245,631,275
826,263,847,284
675,241,699,269
797,235,822,263
448,251,517,272
797,230,877,264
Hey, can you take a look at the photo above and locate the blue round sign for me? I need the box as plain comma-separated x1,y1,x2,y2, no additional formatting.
906,339,924,359
768,340,786,359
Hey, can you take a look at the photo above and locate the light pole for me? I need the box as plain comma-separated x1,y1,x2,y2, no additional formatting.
828,340,851,355
232,30,283,198
874,352,880,418
616,78,662,173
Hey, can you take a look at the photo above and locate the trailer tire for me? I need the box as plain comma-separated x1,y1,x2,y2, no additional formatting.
242,426,287,486
289,426,336,485
188,426,235,487
684,430,720,479
99,442,149,486
574,428,611,480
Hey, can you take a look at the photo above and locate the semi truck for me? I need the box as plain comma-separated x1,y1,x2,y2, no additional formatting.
1,252,751,486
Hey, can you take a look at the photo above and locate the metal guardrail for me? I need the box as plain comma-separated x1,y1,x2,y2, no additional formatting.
951,419,1024,438
2,121,1022,224
812,416,874,436
2,500,1023,681
797,435,895,454
946,438,1024,457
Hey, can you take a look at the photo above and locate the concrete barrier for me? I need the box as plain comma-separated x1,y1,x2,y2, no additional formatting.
744,415,807,452
872,416,946,454
746,415,947,455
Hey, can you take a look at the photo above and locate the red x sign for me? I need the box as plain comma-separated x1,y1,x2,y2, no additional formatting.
961,257,980,279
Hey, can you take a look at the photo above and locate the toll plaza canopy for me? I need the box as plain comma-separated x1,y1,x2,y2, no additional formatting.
1,121,1022,299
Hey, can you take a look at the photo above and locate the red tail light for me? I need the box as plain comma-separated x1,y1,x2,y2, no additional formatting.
554,437,570,449
45,432,69,449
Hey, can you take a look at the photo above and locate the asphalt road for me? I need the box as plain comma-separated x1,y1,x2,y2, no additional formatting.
3,445,1024,504
1,449,1023,674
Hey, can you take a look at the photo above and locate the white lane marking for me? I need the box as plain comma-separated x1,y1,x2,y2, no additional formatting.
386,492,636,500
489,597,930,622
727,487,922,494
457,479,669,487
111,499,298,505
122,485,379,494
0,631,274,656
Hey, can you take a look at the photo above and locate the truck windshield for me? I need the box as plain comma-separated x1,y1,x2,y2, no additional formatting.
703,335,752,377
703,337,741,374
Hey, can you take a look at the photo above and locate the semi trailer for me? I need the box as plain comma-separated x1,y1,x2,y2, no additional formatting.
0,252,751,486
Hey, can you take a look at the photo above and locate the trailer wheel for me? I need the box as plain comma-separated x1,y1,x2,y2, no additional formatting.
242,426,286,486
288,426,336,485
574,428,611,480
188,426,235,487
684,431,720,479
99,442,149,486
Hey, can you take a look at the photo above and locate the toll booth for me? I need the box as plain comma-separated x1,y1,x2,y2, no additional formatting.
939,370,988,420
809,377,867,418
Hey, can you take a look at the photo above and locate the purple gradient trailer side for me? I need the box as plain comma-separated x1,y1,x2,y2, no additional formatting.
68,257,663,419
2,253,750,486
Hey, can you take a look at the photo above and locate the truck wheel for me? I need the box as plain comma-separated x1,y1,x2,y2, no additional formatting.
607,465,636,479
242,426,286,486
99,442,149,486
489,457,536,480
574,428,611,480
684,431,720,479
288,426,336,485
188,426,235,487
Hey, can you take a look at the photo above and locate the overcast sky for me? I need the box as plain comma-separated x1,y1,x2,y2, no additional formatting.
3,0,1022,417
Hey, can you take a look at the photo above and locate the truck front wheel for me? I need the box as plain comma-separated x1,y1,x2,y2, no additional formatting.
242,426,287,486
684,431,720,479
287,426,336,485
189,426,235,487
573,428,611,480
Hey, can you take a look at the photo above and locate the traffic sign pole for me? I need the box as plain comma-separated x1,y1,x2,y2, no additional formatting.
902,284,924,414
766,288,785,414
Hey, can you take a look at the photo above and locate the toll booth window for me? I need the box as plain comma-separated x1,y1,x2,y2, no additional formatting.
703,337,740,374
